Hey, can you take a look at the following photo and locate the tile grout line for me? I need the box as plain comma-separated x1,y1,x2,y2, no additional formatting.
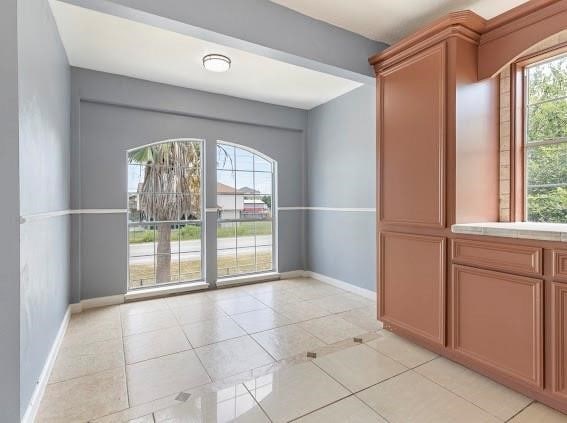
505,400,536,422
46,281,378,421
92,332,387,421
201,302,284,366
120,311,132,411
287,392,356,422
242,382,274,423
168,297,224,380
410,362,521,421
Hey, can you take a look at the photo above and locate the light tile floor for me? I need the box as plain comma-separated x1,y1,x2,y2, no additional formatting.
36,277,567,422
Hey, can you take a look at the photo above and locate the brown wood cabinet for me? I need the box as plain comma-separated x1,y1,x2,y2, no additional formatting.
370,5,567,415
371,12,498,348
451,265,543,389
452,238,542,276
379,232,445,346
553,250,567,282
552,282,567,400
379,43,446,228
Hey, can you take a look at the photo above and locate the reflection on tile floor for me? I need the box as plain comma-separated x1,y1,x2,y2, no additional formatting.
36,277,567,422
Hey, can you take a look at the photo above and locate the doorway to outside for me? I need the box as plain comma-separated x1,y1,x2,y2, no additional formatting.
127,139,203,290
126,139,277,291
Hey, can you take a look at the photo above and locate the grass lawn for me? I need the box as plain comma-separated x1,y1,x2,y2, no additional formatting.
129,221,272,244
128,251,272,289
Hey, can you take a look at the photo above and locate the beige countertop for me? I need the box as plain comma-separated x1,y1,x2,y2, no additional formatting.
451,222,567,242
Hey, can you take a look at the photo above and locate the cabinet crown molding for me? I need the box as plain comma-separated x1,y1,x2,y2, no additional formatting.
369,10,486,71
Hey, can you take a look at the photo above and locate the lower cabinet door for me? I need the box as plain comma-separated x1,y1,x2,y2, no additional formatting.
552,282,567,399
451,265,543,389
379,232,445,346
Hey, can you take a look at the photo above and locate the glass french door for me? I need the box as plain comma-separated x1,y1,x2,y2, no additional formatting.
216,142,276,278
127,139,203,289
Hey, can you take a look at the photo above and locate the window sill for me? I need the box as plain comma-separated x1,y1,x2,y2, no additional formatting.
452,222,567,242
125,281,209,301
216,272,280,287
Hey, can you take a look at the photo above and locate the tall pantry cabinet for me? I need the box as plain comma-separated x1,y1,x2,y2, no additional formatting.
370,12,499,350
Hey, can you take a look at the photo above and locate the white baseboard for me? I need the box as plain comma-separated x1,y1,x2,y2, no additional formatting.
303,271,376,300
279,270,306,279
70,294,125,314
22,306,71,423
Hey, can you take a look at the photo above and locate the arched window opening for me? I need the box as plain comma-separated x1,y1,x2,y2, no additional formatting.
127,139,203,289
216,142,276,277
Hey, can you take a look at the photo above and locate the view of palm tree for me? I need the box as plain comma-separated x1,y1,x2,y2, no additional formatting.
128,140,202,287
127,141,275,289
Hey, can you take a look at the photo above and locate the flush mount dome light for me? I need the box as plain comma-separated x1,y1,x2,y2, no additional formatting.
203,54,231,72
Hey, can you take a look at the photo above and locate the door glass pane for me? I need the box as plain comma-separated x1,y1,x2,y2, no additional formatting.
254,172,272,195
129,255,155,289
217,144,235,171
255,221,272,246
128,224,155,256
257,249,273,273
235,147,254,171
179,252,201,281
218,248,237,278
154,254,177,284
237,246,256,274
177,223,202,253
128,164,145,193
254,155,272,172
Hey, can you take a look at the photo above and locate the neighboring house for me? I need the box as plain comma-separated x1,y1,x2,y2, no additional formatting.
243,198,269,219
217,182,244,220
216,182,269,220
237,186,258,195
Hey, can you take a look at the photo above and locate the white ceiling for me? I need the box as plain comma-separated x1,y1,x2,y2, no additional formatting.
50,0,362,110
270,0,531,44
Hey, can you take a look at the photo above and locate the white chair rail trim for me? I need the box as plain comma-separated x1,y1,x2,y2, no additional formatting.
20,209,127,224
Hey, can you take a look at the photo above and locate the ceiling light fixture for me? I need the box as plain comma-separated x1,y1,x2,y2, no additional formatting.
202,54,231,73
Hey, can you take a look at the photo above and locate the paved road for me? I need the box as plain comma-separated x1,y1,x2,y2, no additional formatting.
129,235,272,264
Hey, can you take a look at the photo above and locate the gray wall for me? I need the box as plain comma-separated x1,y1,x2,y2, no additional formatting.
1,1,21,420
72,69,306,300
17,0,71,418
306,84,377,292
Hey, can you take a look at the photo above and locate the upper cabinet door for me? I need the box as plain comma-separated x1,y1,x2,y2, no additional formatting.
379,42,446,228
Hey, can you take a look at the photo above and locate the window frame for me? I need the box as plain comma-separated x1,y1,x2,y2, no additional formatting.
510,42,567,222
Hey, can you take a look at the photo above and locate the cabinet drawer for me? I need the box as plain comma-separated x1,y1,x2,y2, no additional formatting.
451,265,543,389
553,250,567,282
452,239,542,276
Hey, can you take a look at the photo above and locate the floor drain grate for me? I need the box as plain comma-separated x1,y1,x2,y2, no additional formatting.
175,392,191,402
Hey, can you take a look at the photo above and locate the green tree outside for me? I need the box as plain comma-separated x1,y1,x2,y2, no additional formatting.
525,54,567,223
